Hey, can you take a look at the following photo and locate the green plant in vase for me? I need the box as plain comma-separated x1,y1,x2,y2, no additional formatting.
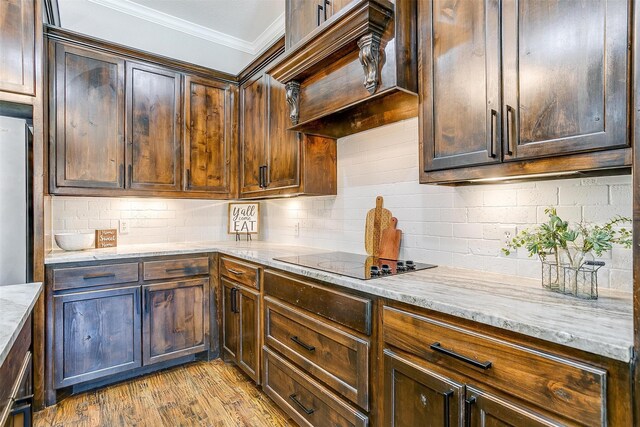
502,208,632,294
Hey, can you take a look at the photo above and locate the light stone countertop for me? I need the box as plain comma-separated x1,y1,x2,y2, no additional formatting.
0,282,43,367
45,241,634,362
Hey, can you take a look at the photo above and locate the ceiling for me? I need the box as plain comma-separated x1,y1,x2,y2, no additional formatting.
57,0,286,74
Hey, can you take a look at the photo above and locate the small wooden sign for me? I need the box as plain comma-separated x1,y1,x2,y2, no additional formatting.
95,229,118,248
228,202,260,235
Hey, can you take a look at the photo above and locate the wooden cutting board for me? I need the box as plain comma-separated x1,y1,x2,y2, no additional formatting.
364,196,392,256
378,217,402,260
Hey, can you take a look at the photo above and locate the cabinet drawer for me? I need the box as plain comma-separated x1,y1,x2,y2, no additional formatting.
52,263,139,290
265,297,369,410
220,257,259,289
0,318,31,426
263,347,368,427
143,257,209,281
264,270,372,335
382,306,606,426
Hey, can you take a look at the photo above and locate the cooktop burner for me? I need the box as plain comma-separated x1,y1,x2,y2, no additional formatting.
274,251,437,280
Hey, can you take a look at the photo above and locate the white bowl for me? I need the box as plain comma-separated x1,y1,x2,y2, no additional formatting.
55,232,95,251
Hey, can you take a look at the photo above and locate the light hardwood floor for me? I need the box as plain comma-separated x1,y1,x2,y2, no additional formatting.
35,360,296,427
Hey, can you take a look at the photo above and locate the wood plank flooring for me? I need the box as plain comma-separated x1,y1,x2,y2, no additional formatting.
35,360,296,427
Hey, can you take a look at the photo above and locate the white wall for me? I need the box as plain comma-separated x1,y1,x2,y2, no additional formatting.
58,0,260,74
49,118,633,290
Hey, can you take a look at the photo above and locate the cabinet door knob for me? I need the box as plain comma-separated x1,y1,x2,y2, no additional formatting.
505,105,515,156
465,396,476,427
489,109,498,158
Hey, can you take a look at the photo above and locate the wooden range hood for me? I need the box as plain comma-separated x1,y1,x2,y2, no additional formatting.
267,0,418,139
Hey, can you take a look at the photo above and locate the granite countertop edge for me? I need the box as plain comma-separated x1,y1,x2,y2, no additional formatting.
45,242,634,363
0,282,43,367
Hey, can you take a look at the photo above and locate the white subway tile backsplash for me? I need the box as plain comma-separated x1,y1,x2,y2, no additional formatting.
559,184,609,206
49,118,633,291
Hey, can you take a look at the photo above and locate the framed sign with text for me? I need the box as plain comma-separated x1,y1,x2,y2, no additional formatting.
228,202,260,235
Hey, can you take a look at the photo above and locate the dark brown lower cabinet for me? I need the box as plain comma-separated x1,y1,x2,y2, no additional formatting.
1,315,33,427
53,286,142,387
142,279,209,365
465,386,562,427
263,347,368,427
383,350,463,427
48,256,212,402
222,277,261,383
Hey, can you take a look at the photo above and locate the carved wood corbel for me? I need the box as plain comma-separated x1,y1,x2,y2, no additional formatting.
357,33,383,95
285,81,301,125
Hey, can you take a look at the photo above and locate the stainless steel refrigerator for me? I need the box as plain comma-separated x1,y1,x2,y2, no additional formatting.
0,115,32,285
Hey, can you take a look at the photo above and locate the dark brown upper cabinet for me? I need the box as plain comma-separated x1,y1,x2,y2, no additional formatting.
240,68,337,199
240,71,268,195
184,75,237,195
502,0,628,160
52,43,126,190
270,0,418,139
423,0,501,171
48,31,237,199
266,77,300,191
420,0,631,183
285,0,351,49
0,0,36,96
126,62,182,192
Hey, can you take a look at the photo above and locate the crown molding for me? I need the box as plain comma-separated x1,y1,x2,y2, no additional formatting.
252,12,285,56
87,0,284,55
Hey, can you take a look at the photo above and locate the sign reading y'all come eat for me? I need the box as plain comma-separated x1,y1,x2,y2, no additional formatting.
228,203,260,234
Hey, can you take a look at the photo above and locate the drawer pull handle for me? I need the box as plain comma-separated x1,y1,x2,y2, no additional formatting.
289,393,315,415
83,273,116,280
430,342,492,370
226,268,245,275
165,268,187,273
290,336,315,352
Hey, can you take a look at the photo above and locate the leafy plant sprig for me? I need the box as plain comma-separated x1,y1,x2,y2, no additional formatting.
502,208,631,266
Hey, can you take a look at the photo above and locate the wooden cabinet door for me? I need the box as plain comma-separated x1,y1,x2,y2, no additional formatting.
142,278,209,365
384,350,464,427
126,62,182,192
502,0,629,160
266,76,300,191
466,386,563,427
238,285,260,384
422,0,502,171
285,0,321,49
240,72,267,196
323,0,351,21
53,286,141,387
221,278,239,361
184,75,234,194
0,0,35,96
53,43,125,189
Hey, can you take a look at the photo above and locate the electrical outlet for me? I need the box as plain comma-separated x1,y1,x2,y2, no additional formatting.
501,226,517,246
294,222,300,237
119,220,130,235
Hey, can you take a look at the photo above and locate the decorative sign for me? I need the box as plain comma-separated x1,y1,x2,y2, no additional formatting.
95,229,118,248
228,203,260,235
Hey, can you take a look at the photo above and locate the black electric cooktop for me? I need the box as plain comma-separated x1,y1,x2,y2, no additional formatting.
274,251,437,280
